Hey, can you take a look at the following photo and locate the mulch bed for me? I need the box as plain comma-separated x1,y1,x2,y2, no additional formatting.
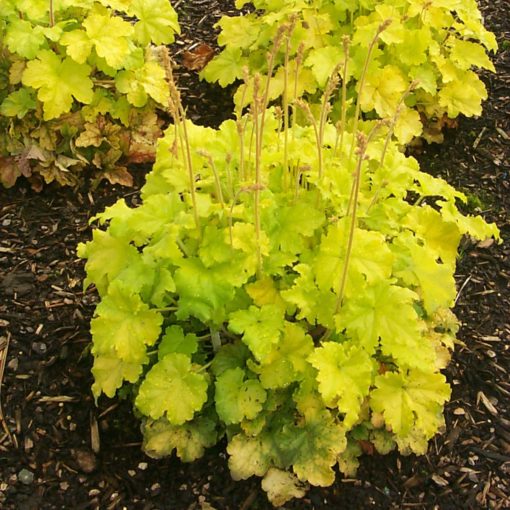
1,1,509,508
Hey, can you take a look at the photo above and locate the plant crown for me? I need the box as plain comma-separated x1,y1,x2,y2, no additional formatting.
0,0,179,189
201,0,496,144
79,49,499,502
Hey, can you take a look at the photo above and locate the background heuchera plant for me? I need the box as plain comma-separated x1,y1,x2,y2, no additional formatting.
78,46,499,502
201,0,497,144
0,0,179,189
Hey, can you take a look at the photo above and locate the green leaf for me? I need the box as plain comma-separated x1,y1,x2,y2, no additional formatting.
215,367,267,424
211,342,251,377
135,353,208,424
308,342,374,427
129,0,180,45
22,50,93,120
91,354,143,399
0,88,36,118
370,369,451,444
91,281,163,364
229,305,285,362
142,416,217,462
158,325,198,358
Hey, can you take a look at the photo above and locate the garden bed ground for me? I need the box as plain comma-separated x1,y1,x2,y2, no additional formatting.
1,1,509,508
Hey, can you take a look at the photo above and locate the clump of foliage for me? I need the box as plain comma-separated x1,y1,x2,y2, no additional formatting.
79,45,499,502
0,0,179,189
201,0,496,144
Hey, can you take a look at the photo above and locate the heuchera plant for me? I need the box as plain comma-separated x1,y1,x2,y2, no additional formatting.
0,0,179,189
79,38,499,502
201,0,496,144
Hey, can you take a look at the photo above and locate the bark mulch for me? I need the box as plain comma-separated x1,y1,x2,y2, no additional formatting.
0,0,509,508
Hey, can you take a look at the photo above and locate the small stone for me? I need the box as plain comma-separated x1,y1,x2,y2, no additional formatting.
137,462,148,471
128,470,136,477
32,342,47,355
7,358,18,371
59,482,70,491
18,469,34,485
73,449,97,473
2,219,11,227
150,483,161,496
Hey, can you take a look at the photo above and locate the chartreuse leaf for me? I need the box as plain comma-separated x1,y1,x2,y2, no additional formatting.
261,468,307,507
22,50,94,120
136,353,208,424
360,64,408,117
228,432,273,480
142,416,217,462
305,46,343,88
439,200,500,241
403,206,461,267
438,70,487,117
78,229,141,296
158,325,198,358
336,282,435,370
449,38,495,72
200,46,244,87
251,322,314,389
174,258,237,324
129,0,180,45
263,199,324,255
281,264,337,329
91,354,143,399
284,410,347,486
91,281,163,364
229,305,285,362
337,440,362,477
216,14,260,48
115,61,170,107
82,11,134,69
215,367,267,424
5,19,47,59
314,219,394,296
308,342,374,428
60,30,94,64
391,233,457,314
370,369,451,448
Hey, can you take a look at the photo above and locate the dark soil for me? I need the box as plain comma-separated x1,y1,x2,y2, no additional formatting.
1,1,509,509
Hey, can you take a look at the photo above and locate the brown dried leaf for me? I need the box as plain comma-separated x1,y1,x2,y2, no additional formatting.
101,166,133,187
182,43,215,71
0,157,22,188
